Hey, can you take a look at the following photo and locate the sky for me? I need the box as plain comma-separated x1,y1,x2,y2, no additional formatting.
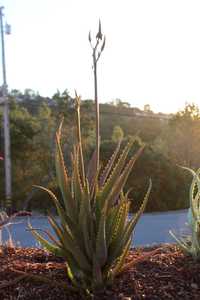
1,0,200,113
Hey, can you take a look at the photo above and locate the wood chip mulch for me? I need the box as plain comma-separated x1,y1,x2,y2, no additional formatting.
0,244,199,299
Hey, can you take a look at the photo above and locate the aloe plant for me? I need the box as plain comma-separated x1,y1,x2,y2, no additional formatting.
30,99,151,290
170,167,200,260
30,22,151,291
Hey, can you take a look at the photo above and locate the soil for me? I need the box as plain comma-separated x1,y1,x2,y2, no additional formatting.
0,244,199,300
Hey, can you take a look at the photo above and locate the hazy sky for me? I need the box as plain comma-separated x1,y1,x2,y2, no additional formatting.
1,0,200,113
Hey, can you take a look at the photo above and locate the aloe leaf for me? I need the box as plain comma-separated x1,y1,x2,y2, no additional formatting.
189,177,198,222
181,166,197,177
33,185,69,229
82,215,93,262
106,205,119,245
62,232,91,273
75,93,86,185
66,263,84,289
110,179,152,263
92,254,103,289
30,227,61,248
104,146,145,210
77,191,92,259
55,125,76,219
86,148,97,193
186,168,200,222
99,140,121,187
194,177,200,209
35,201,91,272
64,213,84,245
97,142,133,205
78,181,93,261
169,230,192,254
196,169,200,211
107,203,129,266
48,215,66,246
96,212,107,267
72,146,84,212
126,179,152,234
87,148,101,199
99,144,144,212
109,201,129,247
65,251,86,289
48,216,86,280
28,223,65,257
192,222,200,254
66,264,76,286
55,222,91,272
111,238,131,277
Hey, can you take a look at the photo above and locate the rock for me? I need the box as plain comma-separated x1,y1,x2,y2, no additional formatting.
191,283,198,289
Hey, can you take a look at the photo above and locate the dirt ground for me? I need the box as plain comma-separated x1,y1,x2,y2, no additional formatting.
0,244,199,299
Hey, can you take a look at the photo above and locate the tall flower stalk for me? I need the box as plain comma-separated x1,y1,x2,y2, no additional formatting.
89,20,106,175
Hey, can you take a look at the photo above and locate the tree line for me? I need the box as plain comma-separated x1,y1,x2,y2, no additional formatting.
0,89,197,213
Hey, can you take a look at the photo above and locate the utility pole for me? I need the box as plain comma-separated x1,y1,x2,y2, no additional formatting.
0,6,12,213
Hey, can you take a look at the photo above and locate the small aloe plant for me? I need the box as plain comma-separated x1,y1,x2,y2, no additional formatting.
170,167,200,260
0,210,31,247
29,22,152,291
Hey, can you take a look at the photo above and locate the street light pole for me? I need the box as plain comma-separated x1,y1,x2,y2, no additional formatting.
0,6,12,212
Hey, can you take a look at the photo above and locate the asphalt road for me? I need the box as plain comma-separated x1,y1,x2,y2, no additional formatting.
1,209,188,248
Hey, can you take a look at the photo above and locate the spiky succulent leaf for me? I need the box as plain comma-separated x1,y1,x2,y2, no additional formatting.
48,215,65,245
108,179,152,264
127,179,152,232
71,146,84,212
92,253,103,289
169,230,192,254
106,205,120,246
192,222,200,254
33,185,68,225
29,223,65,257
111,238,131,277
104,146,145,210
78,181,93,261
188,169,200,222
109,201,129,247
55,125,76,220
75,93,86,186
96,142,133,210
96,212,107,267
99,141,121,187
86,148,97,192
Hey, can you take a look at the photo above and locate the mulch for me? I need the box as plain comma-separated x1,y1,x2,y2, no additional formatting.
0,244,199,299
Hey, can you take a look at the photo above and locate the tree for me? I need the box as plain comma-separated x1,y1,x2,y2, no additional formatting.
144,104,152,113
163,103,200,168
112,125,124,142
114,99,130,108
